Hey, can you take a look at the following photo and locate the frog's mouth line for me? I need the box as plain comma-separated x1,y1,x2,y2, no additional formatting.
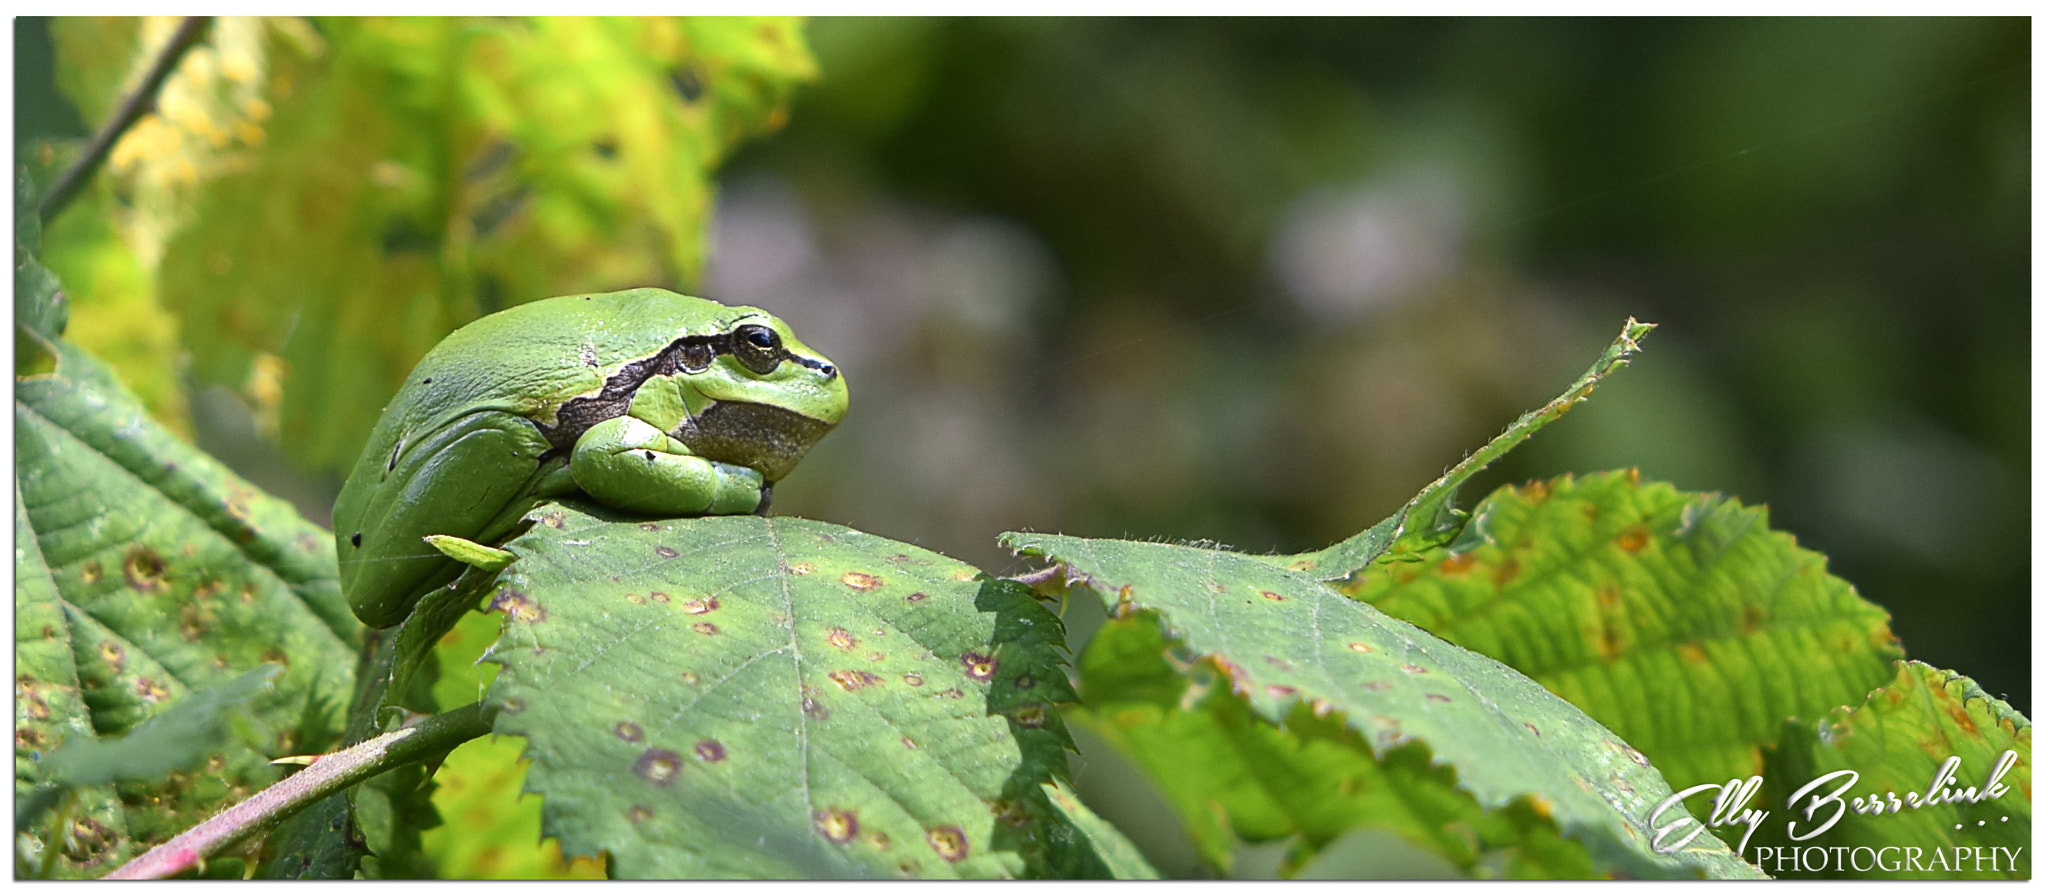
672,400,837,483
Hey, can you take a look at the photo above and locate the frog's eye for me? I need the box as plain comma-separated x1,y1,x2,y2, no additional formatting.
731,324,783,374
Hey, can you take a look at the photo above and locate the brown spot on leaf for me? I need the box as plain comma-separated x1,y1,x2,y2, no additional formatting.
615,722,645,743
638,522,663,532
1597,585,1622,609
79,560,102,584
904,591,928,603
124,547,167,592
902,737,918,750
1360,680,1391,691
814,808,859,845
1260,590,1286,602
1525,721,1541,736
489,589,546,624
678,672,699,686
655,546,679,559
1596,626,1624,661
649,591,671,604
179,604,209,640
680,596,719,615
1677,642,1709,665
1739,603,1767,634
1425,693,1453,703
1263,656,1291,670
501,697,527,713
903,673,925,687
1615,525,1650,554
990,799,1033,828
841,571,884,591
633,748,682,786
961,652,997,681
802,698,829,720
695,740,726,762
826,627,858,651
136,678,170,702
1012,705,1048,728
937,688,964,699
1400,664,1428,675
1347,642,1374,653
625,592,646,605
98,642,125,672
627,806,654,823
864,651,886,662
1491,557,1521,586
926,826,969,862
1522,479,1552,501
830,670,884,691
1438,554,1477,576
692,622,719,635
789,562,816,575
1266,684,1297,697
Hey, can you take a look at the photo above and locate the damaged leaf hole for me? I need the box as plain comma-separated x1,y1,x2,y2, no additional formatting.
926,826,969,862
489,589,546,624
124,546,167,592
634,748,683,786
841,570,884,591
814,808,859,845
681,596,719,615
960,652,997,682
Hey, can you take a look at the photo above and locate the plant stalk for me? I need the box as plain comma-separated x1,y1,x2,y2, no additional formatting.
102,702,492,880
37,16,213,224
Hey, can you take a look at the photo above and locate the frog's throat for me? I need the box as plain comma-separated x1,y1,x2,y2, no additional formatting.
671,400,836,483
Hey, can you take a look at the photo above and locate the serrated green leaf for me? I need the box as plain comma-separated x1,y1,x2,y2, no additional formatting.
1752,662,2029,879
1071,615,1596,878
15,489,131,878
1003,530,1761,880
481,506,1075,879
43,664,279,786
1279,318,1654,580
1038,779,1160,879
14,333,361,875
1348,471,1904,794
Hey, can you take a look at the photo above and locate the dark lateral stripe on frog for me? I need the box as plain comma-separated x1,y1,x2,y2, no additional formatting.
538,330,836,454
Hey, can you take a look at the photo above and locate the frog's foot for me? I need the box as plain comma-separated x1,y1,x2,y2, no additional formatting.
570,416,767,516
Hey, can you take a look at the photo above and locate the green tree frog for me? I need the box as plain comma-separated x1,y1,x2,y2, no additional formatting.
333,288,848,628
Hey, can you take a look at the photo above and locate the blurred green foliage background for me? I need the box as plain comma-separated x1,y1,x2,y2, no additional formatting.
700,18,2030,723
18,12,2028,779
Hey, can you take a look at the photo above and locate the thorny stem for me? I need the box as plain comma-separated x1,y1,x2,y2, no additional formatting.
37,16,213,224
102,702,493,881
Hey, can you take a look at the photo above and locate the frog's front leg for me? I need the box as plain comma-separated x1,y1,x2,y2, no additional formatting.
569,415,767,515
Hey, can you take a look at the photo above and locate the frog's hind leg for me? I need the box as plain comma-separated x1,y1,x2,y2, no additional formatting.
341,410,556,628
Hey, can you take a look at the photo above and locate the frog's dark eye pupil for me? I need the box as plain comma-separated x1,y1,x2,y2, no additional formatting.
732,324,783,374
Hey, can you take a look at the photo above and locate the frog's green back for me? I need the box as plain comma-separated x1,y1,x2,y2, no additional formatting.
332,288,759,628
